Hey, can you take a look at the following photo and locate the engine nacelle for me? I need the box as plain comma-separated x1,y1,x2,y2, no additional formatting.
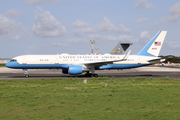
68,65,83,75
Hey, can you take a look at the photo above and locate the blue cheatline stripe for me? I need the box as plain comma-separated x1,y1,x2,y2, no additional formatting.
96,64,150,70
6,62,69,69
137,31,161,57
6,62,150,70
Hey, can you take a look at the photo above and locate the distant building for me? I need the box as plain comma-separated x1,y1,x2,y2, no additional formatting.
0,58,11,63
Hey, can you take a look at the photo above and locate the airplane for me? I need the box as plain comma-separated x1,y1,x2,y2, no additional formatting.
6,31,167,77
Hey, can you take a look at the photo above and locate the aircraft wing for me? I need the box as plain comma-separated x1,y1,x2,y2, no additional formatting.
85,50,131,67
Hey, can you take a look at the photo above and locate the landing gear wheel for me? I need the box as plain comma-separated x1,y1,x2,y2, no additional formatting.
85,72,98,77
85,72,90,77
23,69,29,78
85,72,92,77
91,74,98,77
85,73,89,77
25,75,29,78
93,74,98,77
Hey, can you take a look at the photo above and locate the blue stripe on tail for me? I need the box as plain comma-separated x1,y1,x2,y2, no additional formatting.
137,31,161,57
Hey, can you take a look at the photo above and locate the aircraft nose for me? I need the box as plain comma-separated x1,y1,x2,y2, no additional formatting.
5,62,11,68
6,62,16,68
5,61,19,68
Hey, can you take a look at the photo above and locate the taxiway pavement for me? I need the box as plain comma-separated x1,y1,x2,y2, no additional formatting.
0,66,180,79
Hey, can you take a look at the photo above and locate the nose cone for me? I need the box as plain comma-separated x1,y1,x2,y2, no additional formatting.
5,62,10,68
6,62,18,68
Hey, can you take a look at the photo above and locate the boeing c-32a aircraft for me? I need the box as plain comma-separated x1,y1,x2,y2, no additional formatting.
6,31,167,77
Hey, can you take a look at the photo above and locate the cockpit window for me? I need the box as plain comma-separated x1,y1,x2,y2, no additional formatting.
10,59,17,62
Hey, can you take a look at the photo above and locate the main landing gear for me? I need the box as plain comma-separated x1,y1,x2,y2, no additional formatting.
85,68,98,77
23,69,29,78
85,73,98,77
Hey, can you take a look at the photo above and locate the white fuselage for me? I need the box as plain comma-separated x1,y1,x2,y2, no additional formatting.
13,54,155,65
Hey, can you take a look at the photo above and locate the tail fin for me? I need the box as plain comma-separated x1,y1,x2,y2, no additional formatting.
137,31,167,57
110,42,132,55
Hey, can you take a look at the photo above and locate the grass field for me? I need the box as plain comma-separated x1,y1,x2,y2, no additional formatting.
0,77,180,120
0,63,5,67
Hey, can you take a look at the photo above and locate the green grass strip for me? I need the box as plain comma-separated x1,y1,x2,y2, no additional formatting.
0,63,6,67
0,77,180,120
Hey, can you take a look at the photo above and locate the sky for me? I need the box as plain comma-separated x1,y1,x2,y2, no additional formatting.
0,0,180,58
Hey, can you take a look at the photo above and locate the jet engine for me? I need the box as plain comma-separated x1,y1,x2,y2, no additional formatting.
62,65,85,75
68,65,83,75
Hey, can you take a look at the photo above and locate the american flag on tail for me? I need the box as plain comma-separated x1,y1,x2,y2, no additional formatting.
154,42,161,46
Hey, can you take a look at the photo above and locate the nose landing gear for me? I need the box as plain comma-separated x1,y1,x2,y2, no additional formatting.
23,69,29,78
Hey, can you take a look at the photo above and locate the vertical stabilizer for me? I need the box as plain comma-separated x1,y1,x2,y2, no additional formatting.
110,42,132,55
137,31,167,57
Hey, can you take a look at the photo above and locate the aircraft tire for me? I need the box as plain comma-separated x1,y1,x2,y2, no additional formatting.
85,73,98,77
25,75,29,78
85,73,91,77
93,74,98,77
